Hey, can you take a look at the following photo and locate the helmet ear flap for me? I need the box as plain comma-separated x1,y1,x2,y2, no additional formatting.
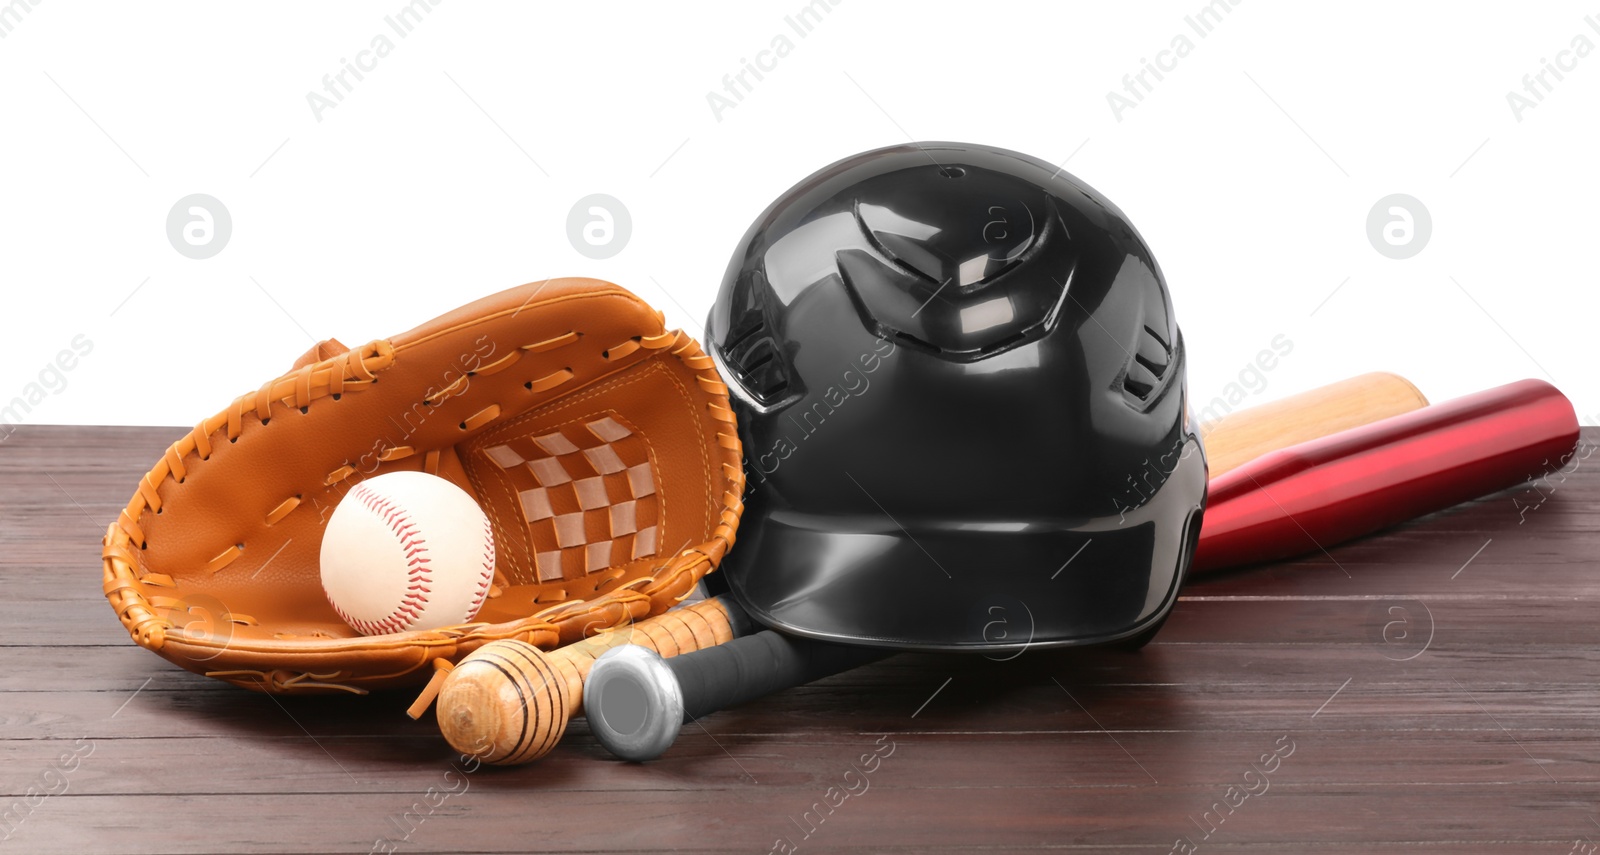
714,272,800,411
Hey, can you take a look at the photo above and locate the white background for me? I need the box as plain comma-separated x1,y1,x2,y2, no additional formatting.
1,0,1595,428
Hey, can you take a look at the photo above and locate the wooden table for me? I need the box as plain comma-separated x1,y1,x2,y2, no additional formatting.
3,425,1597,854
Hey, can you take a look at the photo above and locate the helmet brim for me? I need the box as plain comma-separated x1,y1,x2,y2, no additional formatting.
722,440,1206,652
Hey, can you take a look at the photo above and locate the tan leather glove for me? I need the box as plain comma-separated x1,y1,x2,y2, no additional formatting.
101,278,744,694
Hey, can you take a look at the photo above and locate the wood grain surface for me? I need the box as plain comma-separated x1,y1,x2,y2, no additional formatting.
2,424,1597,854
1199,371,1429,476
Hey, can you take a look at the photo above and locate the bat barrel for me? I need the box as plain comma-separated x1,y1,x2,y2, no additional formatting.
1192,378,1579,572
1200,371,1428,477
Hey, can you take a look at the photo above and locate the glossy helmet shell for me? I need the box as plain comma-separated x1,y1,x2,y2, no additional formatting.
707,142,1206,651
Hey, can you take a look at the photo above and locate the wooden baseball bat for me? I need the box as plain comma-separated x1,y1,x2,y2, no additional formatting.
1200,371,1427,477
431,373,1430,764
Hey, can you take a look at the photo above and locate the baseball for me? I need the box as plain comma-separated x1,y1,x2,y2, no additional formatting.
320,471,496,636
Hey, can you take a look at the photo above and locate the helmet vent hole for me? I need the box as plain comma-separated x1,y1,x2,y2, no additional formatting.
1134,353,1166,375
1121,325,1176,404
1123,376,1155,399
720,275,800,406
723,318,766,352
727,339,791,401
938,166,966,179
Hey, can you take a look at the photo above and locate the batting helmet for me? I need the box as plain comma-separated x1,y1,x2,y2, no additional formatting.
706,141,1206,651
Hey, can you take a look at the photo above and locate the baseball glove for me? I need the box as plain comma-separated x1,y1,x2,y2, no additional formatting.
101,278,745,694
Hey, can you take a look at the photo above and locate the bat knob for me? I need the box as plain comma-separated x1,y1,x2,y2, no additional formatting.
585,644,685,762
437,639,571,765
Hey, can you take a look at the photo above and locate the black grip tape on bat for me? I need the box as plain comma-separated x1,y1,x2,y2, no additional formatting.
585,627,885,761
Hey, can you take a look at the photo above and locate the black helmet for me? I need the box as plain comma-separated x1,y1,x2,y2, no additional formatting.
706,142,1206,652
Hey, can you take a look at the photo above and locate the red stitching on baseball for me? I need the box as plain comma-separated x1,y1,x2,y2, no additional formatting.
465,517,495,620
341,482,434,634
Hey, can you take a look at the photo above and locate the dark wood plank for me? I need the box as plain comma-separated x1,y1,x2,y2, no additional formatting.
6,728,1600,799
11,643,1600,741
11,590,1600,657
5,785,1600,854
2,424,1597,853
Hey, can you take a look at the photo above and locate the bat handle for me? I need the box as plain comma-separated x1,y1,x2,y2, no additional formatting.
586,629,886,761
436,595,747,765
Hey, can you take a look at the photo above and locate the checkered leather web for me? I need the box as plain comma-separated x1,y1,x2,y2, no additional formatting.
477,415,660,584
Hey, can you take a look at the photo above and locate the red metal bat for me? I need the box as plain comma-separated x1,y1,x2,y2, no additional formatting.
1190,379,1580,573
